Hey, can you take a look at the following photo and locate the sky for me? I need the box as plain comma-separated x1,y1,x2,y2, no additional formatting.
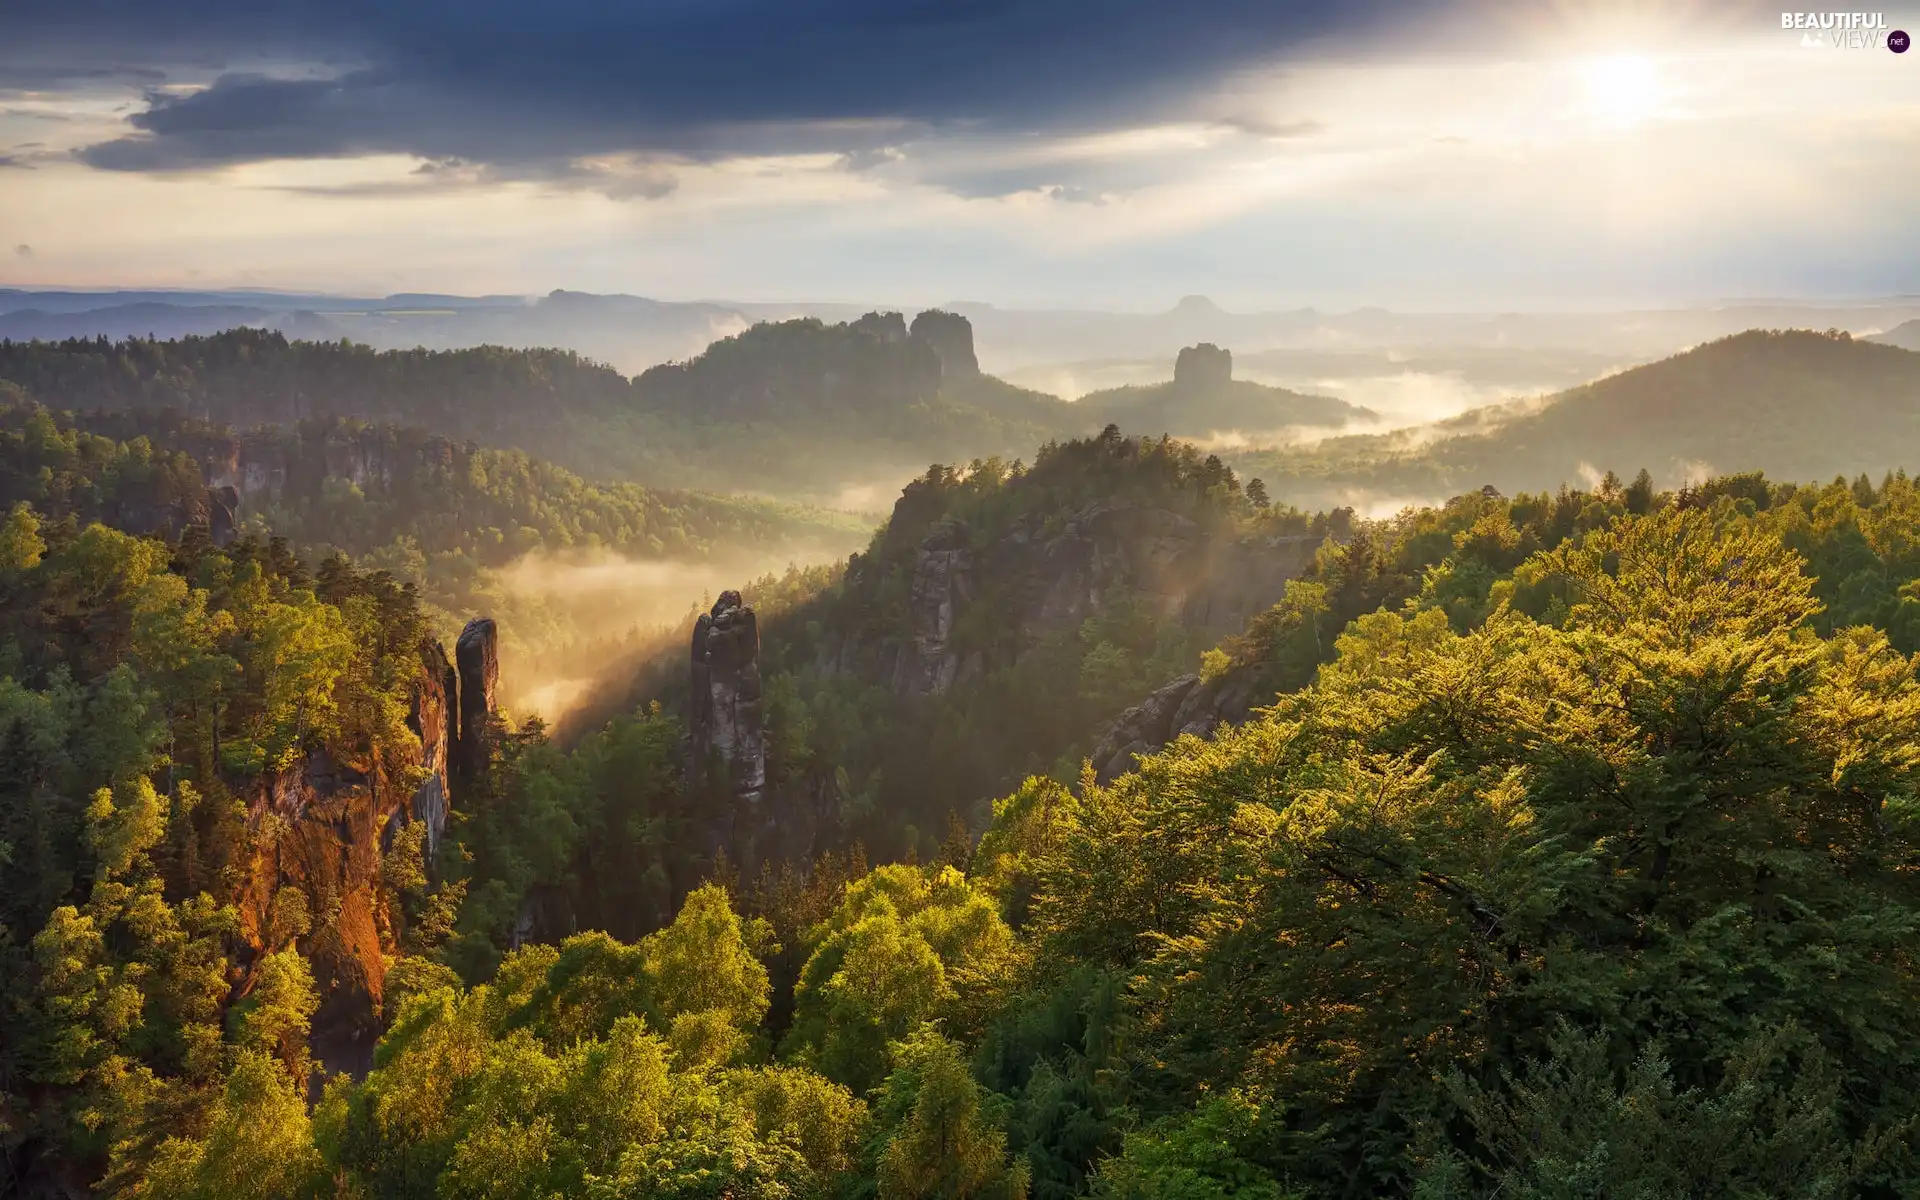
2,0,1917,309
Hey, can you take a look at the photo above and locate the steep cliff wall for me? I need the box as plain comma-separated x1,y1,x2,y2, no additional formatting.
405,637,458,858
235,617,495,1078
910,309,981,380
838,499,1318,701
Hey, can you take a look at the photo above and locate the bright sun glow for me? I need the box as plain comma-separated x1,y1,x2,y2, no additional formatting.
1581,54,1662,125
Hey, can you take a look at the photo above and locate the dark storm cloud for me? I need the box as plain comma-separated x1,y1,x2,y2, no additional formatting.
6,0,1442,176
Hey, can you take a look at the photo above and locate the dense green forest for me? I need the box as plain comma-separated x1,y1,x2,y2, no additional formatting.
6,364,1920,1197
6,436,1920,1196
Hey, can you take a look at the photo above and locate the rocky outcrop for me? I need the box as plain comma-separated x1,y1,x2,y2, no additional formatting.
209,484,239,547
243,745,391,1074
896,523,975,696
909,310,981,380
848,497,1319,701
241,617,498,1081
1174,343,1233,392
454,618,499,786
1089,674,1199,783
404,638,457,858
1088,665,1270,782
690,591,766,813
850,310,911,344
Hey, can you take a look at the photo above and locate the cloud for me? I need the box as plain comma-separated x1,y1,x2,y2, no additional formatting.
8,0,1440,180
12,244,30,258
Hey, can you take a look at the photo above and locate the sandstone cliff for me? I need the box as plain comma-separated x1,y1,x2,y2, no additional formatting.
910,309,982,380
1086,666,1269,782
237,616,498,1078
833,498,1319,701
1174,342,1233,392
405,637,458,858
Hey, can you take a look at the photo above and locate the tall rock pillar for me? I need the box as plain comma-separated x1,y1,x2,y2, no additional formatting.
689,591,766,856
454,617,499,787
406,638,458,858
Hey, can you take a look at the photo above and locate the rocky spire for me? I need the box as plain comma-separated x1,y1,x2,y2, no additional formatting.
1174,342,1233,392
406,637,458,857
909,309,980,380
689,590,766,830
454,617,499,786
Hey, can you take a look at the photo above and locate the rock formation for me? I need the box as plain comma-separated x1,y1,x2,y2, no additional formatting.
454,618,499,786
1174,343,1233,392
250,746,389,1059
240,615,499,1079
404,637,458,858
1088,665,1268,783
897,522,975,695
850,310,911,344
842,493,1319,702
909,309,981,380
690,592,766,815
208,484,239,547
635,312,944,425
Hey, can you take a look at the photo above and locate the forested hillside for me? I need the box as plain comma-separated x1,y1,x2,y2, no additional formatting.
1238,330,1920,508
0,401,867,715
0,319,1053,502
6,434,1920,1196
0,319,1381,505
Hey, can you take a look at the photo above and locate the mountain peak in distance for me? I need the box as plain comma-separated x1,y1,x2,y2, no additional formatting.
1172,294,1224,316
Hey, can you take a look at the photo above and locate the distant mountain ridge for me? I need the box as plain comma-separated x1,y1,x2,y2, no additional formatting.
1236,329,1920,509
8,286,1919,375
1871,319,1920,352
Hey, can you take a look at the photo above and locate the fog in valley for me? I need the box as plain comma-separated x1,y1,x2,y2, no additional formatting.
484,544,860,726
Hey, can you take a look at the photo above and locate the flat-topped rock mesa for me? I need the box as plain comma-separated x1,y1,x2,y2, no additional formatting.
910,309,981,380
633,307,987,424
1174,342,1233,392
